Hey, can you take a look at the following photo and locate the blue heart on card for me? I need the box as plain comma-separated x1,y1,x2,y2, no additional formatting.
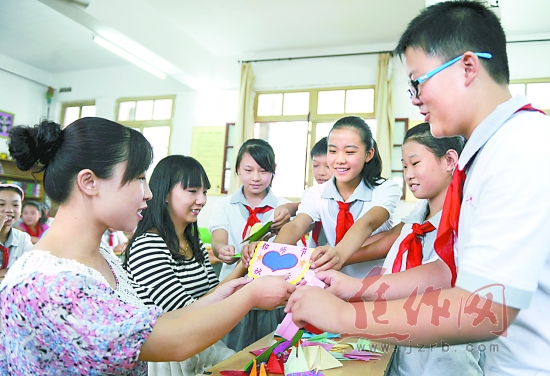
263,251,298,272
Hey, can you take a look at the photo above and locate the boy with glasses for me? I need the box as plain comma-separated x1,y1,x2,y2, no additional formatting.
285,1,550,374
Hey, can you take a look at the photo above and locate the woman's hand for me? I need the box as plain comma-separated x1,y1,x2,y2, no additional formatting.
241,241,260,268
211,277,252,302
245,275,296,310
310,246,344,271
217,245,239,264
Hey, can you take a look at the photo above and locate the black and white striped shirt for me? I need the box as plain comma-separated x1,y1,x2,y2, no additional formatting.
126,233,219,313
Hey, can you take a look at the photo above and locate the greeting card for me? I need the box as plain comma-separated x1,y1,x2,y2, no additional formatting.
248,241,314,284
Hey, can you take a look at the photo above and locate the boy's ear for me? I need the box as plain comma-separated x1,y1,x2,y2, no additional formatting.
444,150,459,171
76,169,99,197
462,51,480,87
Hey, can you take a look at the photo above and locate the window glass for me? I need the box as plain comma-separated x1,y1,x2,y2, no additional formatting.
257,94,283,116
509,83,525,97
153,99,173,120
254,121,308,197
63,107,80,127
317,90,345,114
118,101,136,121
80,105,96,118
282,92,309,115
527,82,550,110
346,88,375,113
135,100,154,121
143,126,170,174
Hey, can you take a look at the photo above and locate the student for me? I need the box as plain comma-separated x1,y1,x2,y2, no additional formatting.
126,155,241,376
208,138,296,351
269,116,401,278
310,123,483,375
0,184,32,278
307,137,332,248
286,2,550,374
17,200,50,244
0,118,294,374
101,227,128,256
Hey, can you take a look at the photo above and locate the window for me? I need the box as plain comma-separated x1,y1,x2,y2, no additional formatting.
221,123,235,194
116,96,174,175
392,118,409,200
509,79,550,113
60,101,96,127
254,86,376,198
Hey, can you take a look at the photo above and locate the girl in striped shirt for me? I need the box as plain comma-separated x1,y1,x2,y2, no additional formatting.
125,155,245,376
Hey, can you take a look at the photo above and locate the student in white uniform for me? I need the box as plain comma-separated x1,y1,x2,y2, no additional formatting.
0,184,33,277
307,137,332,248
208,138,295,351
269,116,401,278
285,2,550,374
310,123,482,375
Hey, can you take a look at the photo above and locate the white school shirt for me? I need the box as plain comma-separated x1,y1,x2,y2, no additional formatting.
2,228,32,268
453,96,550,375
100,230,128,249
297,177,401,278
208,186,290,281
382,200,482,376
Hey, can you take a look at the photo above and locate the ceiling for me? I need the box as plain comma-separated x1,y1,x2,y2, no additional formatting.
1,0,550,90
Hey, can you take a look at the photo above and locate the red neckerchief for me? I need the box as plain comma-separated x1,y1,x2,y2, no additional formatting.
242,205,273,240
392,221,436,273
335,202,354,245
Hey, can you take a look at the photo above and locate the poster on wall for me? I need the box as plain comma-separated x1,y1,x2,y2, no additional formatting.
0,110,14,138
191,126,226,195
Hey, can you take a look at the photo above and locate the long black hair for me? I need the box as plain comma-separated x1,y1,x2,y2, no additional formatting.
329,116,384,188
8,118,153,204
125,155,211,265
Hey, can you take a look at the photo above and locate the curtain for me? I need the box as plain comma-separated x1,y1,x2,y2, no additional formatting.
375,52,394,180
229,63,256,194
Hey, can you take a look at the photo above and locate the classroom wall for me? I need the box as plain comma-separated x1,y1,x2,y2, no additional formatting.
0,53,53,155
2,42,549,226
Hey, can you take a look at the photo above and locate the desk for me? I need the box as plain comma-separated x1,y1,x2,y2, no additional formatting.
208,333,395,376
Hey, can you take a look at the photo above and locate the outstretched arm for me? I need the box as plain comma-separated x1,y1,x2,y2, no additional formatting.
344,222,404,266
287,284,518,347
311,206,390,271
141,275,295,362
273,213,313,245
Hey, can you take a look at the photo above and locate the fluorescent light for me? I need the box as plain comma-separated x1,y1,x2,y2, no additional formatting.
93,36,166,79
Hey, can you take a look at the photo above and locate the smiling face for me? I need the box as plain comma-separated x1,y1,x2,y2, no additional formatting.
0,190,22,231
405,47,470,138
237,152,273,199
327,127,373,189
312,154,332,185
402,140,453,202
100,162,152,232
166,183,207,227
22,205,41,227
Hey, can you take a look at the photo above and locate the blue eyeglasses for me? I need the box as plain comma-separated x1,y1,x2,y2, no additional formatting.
408,52,493,99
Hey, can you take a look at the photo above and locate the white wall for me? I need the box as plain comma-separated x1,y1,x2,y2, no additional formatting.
0,54,53,154
2,41,549,226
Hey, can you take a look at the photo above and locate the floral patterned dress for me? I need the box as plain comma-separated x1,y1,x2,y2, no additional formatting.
0,248,162,375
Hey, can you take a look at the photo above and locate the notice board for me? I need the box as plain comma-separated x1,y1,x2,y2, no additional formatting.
191,126,226,194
